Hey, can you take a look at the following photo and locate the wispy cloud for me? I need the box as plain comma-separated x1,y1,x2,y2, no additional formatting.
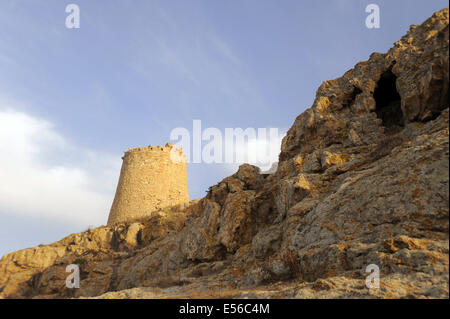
209,33,241,65
154,36,200,85
125,3,266,116
226,129,285,172
0,104,120,228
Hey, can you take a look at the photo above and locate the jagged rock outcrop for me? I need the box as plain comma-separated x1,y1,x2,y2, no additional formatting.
0,8,448,299
0,208,191,298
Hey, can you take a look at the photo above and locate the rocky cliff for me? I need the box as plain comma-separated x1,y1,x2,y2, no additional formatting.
0,8,448,299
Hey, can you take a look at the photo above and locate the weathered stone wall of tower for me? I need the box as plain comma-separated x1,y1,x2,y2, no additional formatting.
107,143,189,225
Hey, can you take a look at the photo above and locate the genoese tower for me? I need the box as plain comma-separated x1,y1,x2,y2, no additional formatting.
107,142,189,225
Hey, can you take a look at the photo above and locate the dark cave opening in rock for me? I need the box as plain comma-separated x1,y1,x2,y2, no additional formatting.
374,70,404,133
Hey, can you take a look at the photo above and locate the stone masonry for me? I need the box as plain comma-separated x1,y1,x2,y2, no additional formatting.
107,143,189,225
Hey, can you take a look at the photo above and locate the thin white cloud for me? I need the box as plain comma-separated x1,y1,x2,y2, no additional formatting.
125,4,266,115
209,33,241,65
154,36,200,85
0,107,121,228
233,133,285,171
223,129,285,172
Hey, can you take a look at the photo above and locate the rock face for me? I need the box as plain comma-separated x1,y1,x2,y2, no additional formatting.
0,8,448,299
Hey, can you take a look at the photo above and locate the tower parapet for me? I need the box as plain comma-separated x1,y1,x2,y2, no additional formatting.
107,142,189,225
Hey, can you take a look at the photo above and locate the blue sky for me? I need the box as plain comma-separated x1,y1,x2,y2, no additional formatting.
0,0,447,257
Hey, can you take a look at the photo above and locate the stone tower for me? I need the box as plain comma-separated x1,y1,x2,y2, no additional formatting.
107,143,189,225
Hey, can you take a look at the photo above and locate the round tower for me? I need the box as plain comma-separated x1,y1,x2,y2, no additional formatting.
107,143,189,225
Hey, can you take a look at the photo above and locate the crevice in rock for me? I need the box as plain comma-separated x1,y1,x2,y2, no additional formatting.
136,229,143,246
107,263,119,292
374,69,404,133
111,231,120,251
28,272,42,292
343,85,362,108
424,77,449,121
